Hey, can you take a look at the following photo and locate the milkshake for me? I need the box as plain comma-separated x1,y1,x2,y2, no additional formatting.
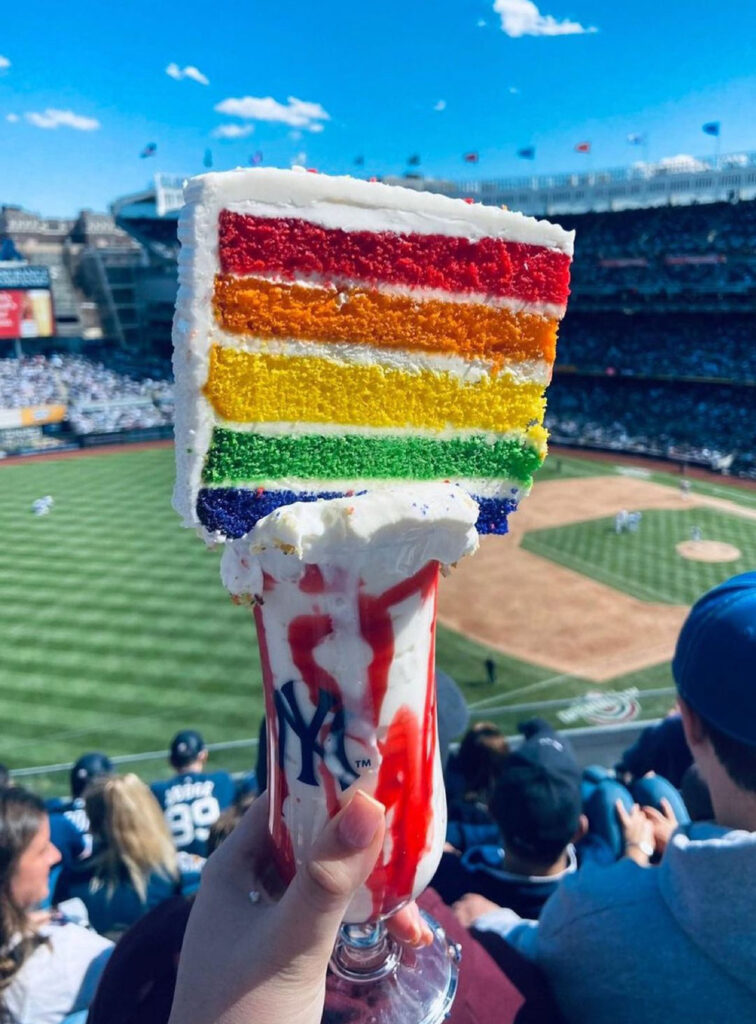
221,482,478,923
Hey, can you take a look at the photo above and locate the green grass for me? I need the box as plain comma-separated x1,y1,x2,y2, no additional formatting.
522,507,756,605
1,446,753,795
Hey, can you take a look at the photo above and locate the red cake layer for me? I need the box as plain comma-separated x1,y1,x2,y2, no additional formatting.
218,211,571,307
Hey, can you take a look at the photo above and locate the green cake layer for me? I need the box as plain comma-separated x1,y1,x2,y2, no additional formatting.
202,428,543,487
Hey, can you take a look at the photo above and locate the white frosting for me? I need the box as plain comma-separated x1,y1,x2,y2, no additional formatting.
186,167,575,254
215,418,547,450
225,271,567,320
209,329,552,387
220,482,479,597
209,475,526,504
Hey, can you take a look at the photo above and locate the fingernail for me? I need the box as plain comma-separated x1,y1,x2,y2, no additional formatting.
338,792,384,850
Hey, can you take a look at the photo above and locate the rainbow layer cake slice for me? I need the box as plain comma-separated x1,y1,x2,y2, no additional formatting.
172,167,573,541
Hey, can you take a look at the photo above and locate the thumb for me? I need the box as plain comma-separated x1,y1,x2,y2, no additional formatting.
276,791,386,960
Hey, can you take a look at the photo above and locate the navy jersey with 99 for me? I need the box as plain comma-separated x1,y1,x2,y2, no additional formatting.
151,771,235,856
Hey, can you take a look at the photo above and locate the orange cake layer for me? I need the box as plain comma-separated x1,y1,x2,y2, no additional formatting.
212,275,558,368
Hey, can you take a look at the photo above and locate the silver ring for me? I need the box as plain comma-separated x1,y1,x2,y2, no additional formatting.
248,889,261,904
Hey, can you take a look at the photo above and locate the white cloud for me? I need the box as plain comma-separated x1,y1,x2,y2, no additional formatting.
477,18,487,26
166,62,209,85
509,86,520,94
6,113,19,123
292,150,307,167
0,56,10,70
493,0,597,36
212,123,255,139
288,129,303,141
214,95,330,131
25,108,101,131
434,99,446,112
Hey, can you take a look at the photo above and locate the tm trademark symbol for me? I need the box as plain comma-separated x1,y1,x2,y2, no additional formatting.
356,758,372,768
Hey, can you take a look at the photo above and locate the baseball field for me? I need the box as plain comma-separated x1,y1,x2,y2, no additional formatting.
2,444,755,794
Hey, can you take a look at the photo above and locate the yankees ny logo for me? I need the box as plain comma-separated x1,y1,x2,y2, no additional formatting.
275,680,359,789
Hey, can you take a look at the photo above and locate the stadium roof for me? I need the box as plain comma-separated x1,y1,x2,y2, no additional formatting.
388,151,756,216
112,152,756,223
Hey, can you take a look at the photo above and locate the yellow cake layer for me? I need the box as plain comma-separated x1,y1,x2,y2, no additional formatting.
203,346,546,435
213,275,558,368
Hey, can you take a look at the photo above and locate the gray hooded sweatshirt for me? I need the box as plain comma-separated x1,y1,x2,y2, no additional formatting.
474,823,756,1023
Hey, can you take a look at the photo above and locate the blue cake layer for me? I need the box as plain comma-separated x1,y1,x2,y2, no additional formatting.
196,487,516,539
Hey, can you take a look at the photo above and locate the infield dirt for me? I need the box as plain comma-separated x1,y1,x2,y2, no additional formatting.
438,476,753,682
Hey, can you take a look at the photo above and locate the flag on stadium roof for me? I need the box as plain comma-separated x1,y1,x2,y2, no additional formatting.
407,154,421,166
354,155,365,166
203,149,213,168
627,133,646,145
702,121,721,136
517,146,535,159
463,151,479,163
140,142,157,159
575,141,591,153
250,151,263,165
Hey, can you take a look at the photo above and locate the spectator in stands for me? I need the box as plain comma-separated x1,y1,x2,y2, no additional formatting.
436,670,471,773
55,774,200,939
0,786,112,1023
47,750,113,838
465,571,756,1022
206,794,256,857
615,711,693,788
445,721,510,835
679,762,714,821
435,719,585,919
579,766,690,864
151,731,234,858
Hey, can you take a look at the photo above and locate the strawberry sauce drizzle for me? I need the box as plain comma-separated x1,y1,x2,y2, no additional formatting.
357,561,440,916
288,615,339,705
254,599,296,881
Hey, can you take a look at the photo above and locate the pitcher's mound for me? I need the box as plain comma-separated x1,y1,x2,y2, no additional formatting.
676,540,741,563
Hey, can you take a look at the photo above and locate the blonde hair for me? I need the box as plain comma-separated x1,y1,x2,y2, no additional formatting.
85,774,178,902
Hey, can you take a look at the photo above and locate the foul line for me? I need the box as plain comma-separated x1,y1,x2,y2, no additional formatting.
467,672,574,710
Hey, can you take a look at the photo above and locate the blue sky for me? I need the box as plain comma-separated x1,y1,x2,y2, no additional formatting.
2,0,755,216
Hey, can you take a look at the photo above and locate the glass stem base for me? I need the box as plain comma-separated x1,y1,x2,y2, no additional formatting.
324,910,461,1024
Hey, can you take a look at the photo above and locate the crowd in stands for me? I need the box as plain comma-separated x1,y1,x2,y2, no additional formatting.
558,313,756,383
561,198,756,304
2,571,756,1022
571,257,756,304
0,354,173,435
546,376,756,477
563,198,756,260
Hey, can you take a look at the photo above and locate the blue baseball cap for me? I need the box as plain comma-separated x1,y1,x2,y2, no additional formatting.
71,752,113,798
672,572,756,745
170,729,206,767
490,720,582,859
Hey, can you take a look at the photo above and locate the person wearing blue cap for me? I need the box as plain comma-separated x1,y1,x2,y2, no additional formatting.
150,731,235,858
434,719,586,920
466,572,756,1022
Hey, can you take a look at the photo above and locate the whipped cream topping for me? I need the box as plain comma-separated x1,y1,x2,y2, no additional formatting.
220,482,479,597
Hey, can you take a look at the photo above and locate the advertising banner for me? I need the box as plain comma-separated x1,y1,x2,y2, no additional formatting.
0,289,55,339
0,404,66,429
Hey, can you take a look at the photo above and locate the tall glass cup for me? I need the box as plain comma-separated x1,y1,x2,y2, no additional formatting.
222,485,479,1023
